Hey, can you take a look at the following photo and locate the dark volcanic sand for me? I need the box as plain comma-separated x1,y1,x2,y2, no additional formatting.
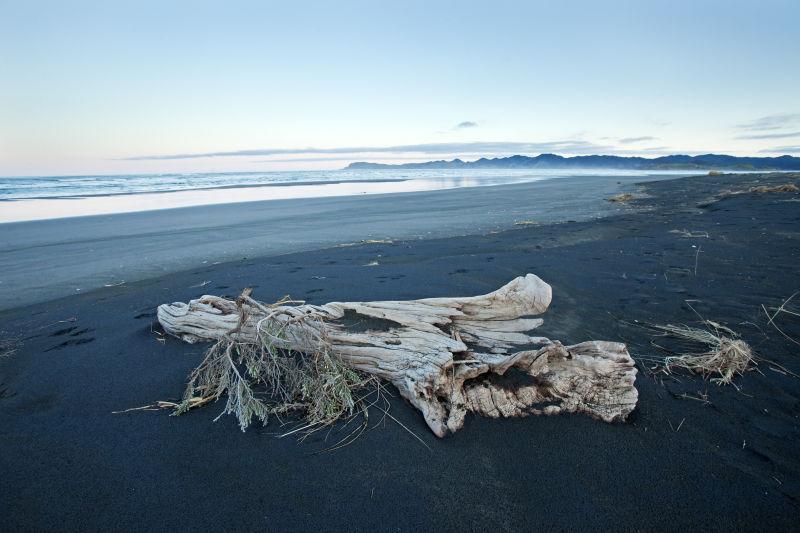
1,173,799,531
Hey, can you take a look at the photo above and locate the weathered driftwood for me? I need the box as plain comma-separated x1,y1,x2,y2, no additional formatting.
158,274,637,437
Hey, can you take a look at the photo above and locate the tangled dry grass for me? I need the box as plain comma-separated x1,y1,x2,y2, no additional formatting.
652,322,753,385
118,293,381,446
698,182,799,207
607,193,636,203
176,308,371,435
749,183,798,194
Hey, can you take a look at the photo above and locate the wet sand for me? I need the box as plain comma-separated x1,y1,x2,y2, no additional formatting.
1,173,668,310
1,172,799,531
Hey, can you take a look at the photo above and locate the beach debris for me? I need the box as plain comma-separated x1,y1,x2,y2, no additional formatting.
607,193,636,203
668,417,686,432
337,239,393,247
669,229,709,238
651,322,753,385
701,182,799,206
157,274,638,437
693,245,702,275
113,396,213,414
749,183,798,194
762,292,800,348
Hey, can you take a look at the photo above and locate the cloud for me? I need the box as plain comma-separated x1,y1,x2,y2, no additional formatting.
736,113,800,131
735,131,800,140
759,145,800,154
253,155,434,163
618,136,658,144
455,121,478,129
640,146,670,151
122,140,614,161
609,146,674,156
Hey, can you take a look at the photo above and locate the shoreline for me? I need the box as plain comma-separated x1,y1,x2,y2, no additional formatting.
0,173,670,310
1,170,798,530
0,169,706,223
0,177,409,201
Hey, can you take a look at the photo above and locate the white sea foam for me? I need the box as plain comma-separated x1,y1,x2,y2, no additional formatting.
0,168,701,222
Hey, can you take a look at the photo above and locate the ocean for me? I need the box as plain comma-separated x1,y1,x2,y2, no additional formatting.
0,168,702,222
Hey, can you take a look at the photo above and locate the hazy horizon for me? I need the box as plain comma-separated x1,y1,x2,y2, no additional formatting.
2,0,799,176
2,150,799,179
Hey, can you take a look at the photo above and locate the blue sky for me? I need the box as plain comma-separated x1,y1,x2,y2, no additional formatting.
1,0,798,175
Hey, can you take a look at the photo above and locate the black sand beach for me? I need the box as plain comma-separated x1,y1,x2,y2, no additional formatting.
0,173,680,311
1,172,799,531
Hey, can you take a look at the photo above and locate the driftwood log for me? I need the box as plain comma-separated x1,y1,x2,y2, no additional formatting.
158,274,638,437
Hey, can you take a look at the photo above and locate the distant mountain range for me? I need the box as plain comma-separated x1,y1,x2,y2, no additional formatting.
346,153,800,171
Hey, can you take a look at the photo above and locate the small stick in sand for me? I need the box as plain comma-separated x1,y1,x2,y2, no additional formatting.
762,292,800,348
693,245,702,276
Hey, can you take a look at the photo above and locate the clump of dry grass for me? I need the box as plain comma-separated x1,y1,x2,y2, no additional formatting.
175,310,371,434
653,322,753,385
699,182,799,208
607,193,635,203
749,183,799,194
